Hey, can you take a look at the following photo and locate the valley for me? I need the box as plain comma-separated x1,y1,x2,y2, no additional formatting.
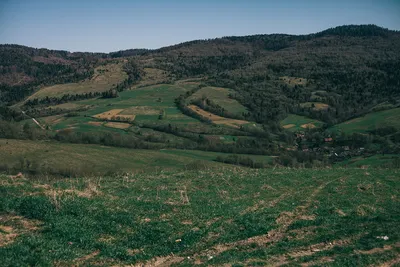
1,24,400,266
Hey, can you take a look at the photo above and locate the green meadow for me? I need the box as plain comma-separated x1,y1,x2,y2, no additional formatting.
1,168,398,266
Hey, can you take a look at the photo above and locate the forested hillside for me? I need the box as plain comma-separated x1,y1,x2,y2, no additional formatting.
1,24,400,170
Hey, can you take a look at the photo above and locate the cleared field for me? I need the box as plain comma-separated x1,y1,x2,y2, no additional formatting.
188,105,250,128
332,108,400,134
27,63,128,100
300,102,330,110
188,86,247,115
1,167,398,266
104,122,131,129
92,109,136,121
280,114,324,131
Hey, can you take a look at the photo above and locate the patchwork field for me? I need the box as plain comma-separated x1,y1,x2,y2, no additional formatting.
188,86,247,115
1,168,398,266
332,108,400,134
188,105,251,129
104,122,131,129
27,63,128,100
280,114,324,131
93,109,136,121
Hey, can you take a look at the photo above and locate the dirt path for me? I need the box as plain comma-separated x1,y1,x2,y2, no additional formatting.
21,111,45,130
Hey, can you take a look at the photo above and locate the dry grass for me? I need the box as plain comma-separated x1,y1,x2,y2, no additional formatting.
301,123,317,129
283,124,295,129
133,68,169,88
27,63,128,100
104,122,131,129
119,106,160,115
300,102,330,110
0,215,42,247
188,105,249,129
87,121,103,126
92,109,135,121
45,103,83,110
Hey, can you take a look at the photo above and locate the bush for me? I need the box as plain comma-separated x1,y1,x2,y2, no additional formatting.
18,196,55,220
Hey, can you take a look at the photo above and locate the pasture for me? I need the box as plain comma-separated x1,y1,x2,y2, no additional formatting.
188,86,247,115
280,114,324,131
332,108,400,134
1,167,398,266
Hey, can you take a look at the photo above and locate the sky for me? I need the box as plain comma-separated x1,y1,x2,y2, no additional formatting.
0,0,399,52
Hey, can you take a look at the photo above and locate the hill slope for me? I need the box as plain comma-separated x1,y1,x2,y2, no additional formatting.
1,168,399,266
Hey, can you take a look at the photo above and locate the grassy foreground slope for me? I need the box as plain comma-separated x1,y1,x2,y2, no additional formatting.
1,168,399,266
0,139,275,175
0,139,220,175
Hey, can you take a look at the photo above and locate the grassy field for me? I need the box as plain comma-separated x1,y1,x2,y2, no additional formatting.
0,139,276,176
160,149,275,165
280,114,324,131
0,139,223,175
188,86,247,115
33,83,200,132
27,63,128,100
335,154,400,168
30,83,248,141
332,108,400,134
1,167,398,266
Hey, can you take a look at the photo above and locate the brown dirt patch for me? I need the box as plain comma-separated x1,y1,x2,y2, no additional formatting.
356,243,399,255
74,250,100,263
93,109,135,122
378,257,400,267
301,123,316,129
133,255,185,267
88,121,103,126
314,103,329,110
104,122,131,129
336,209,347,216
93,109,124,120
0,215,42,247
283,124,295,129
301,256,335,267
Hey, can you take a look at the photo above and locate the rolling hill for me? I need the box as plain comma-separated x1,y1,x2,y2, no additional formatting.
1,24,400,266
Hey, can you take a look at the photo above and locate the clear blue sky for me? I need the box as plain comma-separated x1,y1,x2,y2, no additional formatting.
1,0,399,52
